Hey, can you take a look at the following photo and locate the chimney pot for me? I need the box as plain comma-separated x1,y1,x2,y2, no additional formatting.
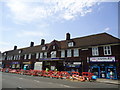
30,42,34,47
41,39,45,45
66,33,70,40
14,46,17,50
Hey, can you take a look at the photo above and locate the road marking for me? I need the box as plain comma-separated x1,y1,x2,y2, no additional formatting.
60,84,71,88
19,78,23,79
34,80,40,83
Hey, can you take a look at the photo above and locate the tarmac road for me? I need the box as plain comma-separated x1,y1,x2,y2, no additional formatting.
1,72,119,89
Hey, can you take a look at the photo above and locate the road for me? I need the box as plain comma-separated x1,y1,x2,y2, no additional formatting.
1,72,119,89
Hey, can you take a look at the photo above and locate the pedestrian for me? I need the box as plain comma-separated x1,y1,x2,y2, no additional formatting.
46,68,49,72
110,71,114,79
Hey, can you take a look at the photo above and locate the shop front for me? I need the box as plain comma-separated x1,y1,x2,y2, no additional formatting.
22,62,32,70
39,58,64,71
11,62,20,69
34,62,43,70
89,56,117,79
64,61,82,73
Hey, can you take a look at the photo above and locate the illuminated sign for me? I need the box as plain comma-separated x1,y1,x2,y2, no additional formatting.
90,57,115,62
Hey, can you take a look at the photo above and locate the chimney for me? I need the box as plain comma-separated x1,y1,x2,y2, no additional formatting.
66,33,70,40
30,42,34,47
14,46,17,50
41,39,45,45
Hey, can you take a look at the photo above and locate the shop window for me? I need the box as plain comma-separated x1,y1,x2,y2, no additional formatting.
44,52,47,58
103,46,112,55
61,50,65,58
92,47,99,56
68,42,74,47
24,54,27,59
40,52,43,58
51,51,56,58
67,49,71,57
74,49,79,57
36,53,39,59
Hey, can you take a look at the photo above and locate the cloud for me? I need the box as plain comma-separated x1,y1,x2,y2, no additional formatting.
0,41,10,45
103,27,110,32
104,27,110,31
4,0,101,24
16,30,49,37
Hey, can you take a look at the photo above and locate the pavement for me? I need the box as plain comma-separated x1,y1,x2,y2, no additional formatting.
96,78,120,85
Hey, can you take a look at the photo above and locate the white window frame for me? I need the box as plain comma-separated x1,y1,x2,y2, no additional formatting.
61,50,65,58
74,49,79,57
103,46,112,55
53,46,56,49
28,54,31,59
92,47,99,56
68,42,74,47
44,52,47,58
42,46,46,50
24,54,27,59
40,52,43,58
51,51,56,58
18,55,20,60
67,49,71,57
36,53,39,59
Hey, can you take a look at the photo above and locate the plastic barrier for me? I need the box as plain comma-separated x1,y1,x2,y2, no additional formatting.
59,71,70,79
82,72,94,81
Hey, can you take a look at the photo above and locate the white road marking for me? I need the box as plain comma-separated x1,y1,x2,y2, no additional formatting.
19,78,23,79
60,84,71,88
34,80,40,83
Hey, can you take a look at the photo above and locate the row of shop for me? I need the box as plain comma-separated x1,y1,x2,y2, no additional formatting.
2,56,119,80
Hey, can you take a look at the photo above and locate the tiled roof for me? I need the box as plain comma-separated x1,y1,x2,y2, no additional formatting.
3,33,120,55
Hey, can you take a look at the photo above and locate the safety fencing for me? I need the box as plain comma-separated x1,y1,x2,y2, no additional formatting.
0,68,97,82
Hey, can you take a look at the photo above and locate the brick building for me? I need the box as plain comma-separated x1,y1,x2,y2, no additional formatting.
2,33,120,79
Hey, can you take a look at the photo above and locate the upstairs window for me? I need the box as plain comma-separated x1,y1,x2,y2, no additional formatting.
68,42,74,47
92,47,99,56
28,54,31,59
53,46,56,49
36,53,39,59
44,52,47,58
51,51,56,58
61,50,65,58
103,46,112,55
74,49,79,57
40,53,43,58
24,54,27,59
67,49,71,57
42,46,46,50
18,50,22,54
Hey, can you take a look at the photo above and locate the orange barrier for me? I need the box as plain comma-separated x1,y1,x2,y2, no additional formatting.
82,72,94,80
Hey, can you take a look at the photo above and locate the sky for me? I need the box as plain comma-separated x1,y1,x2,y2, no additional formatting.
0,0,119,53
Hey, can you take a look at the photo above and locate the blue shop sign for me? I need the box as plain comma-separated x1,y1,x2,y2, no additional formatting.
12,62,19,64
39,58,64,61
66,64,81,68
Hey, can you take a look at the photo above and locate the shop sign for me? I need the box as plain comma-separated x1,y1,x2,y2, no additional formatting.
39,58,64,61
23,62,31,64
66,64,81,68
12,62,19,64
90,57,115,62
73,62,81,65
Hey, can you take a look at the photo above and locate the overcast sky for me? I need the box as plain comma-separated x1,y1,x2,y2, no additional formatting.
0,0,119,52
